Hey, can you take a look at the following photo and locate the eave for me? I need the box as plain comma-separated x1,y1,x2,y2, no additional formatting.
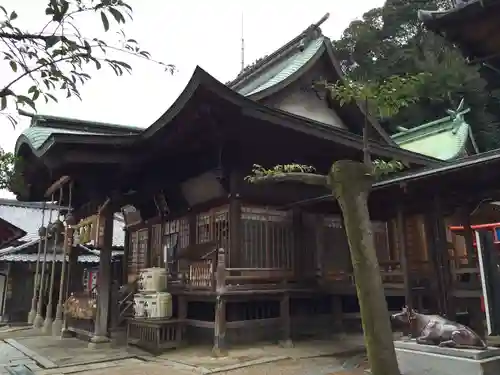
14,67,444,201
418,0,500,69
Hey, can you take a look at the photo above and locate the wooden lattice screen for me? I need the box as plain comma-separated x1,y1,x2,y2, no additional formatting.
240,206,294,269
196,206,229,252
128,229,148,279
322,215,351,278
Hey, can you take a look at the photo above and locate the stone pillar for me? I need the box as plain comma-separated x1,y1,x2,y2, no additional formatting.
61,247,79,338
43,220,63,333
89,207,114,348
28,222,47,324
53,223,74,336
34,205,55,329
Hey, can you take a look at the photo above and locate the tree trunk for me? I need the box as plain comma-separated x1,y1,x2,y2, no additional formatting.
329,160,400,375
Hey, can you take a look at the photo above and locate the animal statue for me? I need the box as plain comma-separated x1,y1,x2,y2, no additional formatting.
391,305,488,350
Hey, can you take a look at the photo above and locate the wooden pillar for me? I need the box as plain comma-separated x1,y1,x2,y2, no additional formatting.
331,295,343,333
292,208,303,282
212,248,227,357
122,228,130,285
279,293,293,347
89,207,114,347
62,247,79,337
460,206,475,267
177,295,187,347
228,172,242,268
396,208,412,309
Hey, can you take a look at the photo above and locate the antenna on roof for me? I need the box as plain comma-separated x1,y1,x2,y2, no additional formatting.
240,11,245,72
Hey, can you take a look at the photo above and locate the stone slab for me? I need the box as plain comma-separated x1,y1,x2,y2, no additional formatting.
4,340,57,369
395,339,500,360
395,340,500,375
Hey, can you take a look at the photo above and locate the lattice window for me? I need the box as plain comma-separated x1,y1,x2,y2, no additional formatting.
240,206,294,269
196,207,229,248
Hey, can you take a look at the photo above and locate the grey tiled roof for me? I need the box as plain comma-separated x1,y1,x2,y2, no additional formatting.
0,199,125,249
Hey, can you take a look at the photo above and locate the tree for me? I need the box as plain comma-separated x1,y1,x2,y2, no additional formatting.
0,0,174,126
332,0,500,150
0,0,174,191
245,74,427,375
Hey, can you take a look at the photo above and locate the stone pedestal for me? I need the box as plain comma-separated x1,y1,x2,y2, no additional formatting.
395,339,500,375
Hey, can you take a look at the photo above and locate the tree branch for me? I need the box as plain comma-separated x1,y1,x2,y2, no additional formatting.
0,32,50,42
248,172,328,186
0,52,89,97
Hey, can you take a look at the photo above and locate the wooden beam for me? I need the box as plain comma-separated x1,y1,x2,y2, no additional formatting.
45,175,70,198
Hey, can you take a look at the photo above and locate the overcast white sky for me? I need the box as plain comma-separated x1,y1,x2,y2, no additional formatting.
0,0,385,198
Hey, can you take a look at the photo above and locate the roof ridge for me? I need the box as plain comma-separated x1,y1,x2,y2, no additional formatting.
227,13,330,89
392,109,471,140
0,198,62,210
20,110,143,134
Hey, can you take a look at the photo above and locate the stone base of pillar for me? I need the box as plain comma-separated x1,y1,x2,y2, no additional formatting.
33,313,44,328
52,317,63,336
60,328,73,339
42,316,53,334
27,308,37,325
88,335,111,349
278,339,294,348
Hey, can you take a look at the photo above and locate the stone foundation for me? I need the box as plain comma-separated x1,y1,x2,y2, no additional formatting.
395,339,500,375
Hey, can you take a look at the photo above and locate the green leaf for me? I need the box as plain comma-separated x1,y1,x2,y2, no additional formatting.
17,95,36,111
9,61,17,72
108,7,125,24
1,96,6,111
45,36,61,49
100,11,109,32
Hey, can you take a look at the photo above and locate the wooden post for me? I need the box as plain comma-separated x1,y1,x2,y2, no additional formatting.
396,208,412,309
279,293,293,347
89,207,114,348
228,172,242,268
331,295,343,333
292,208,302,282
460,206,475,267
62,246,79,337
177,295,187,347
122,228,130,285
212,248,227,357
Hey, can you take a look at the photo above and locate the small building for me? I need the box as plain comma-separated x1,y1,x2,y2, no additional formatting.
0,199,125,323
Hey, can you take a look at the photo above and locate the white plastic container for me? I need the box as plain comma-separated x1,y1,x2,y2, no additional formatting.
133,293,146,318
139,268,167,293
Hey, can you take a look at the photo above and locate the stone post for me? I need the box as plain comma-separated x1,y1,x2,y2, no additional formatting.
34,201,55,329
28,216,47,324
89,207,114,348
52,224,74,336
43,220,62,333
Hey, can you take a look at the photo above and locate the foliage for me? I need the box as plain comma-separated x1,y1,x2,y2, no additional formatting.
331,0,500,150
0,0,174,126
0,150,15,190
244,160,404,184
317,73,429,119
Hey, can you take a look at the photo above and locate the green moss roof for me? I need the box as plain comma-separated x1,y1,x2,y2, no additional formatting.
391,109,474,160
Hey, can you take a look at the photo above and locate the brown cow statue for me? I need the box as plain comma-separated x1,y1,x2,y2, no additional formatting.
391,305,488,350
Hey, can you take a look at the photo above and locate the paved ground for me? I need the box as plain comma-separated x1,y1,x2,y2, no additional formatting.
0,326,371,375
0,340,43,374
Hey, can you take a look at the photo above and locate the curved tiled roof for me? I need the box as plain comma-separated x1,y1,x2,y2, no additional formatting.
391,110,476,160
235,36,325,97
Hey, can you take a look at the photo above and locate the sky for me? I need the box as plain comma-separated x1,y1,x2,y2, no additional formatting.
0,0,385,198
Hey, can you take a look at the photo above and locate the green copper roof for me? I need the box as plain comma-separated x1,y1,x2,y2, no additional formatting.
391,108,475,161
232,36,325,97
16,113,140,153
